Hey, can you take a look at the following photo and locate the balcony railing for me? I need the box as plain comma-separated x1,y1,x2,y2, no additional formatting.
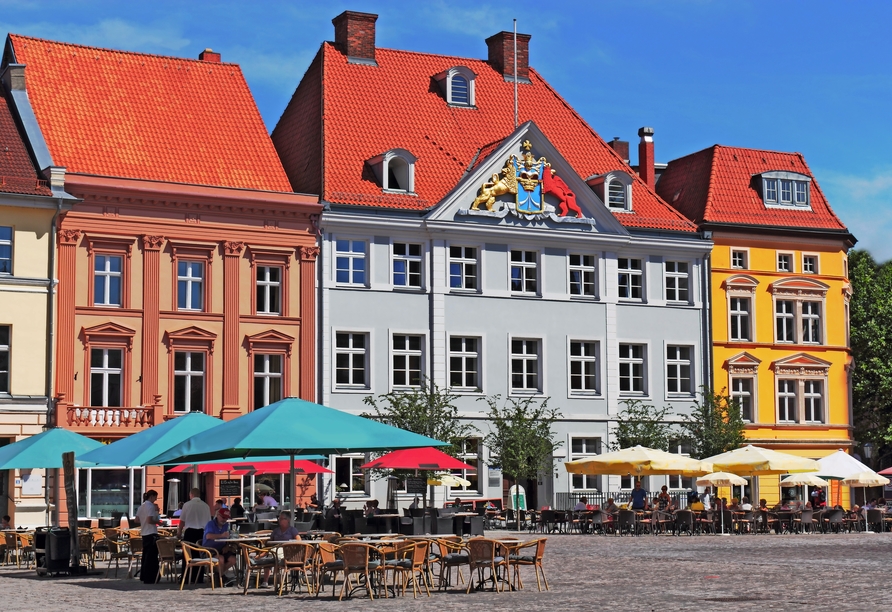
55,393,163,437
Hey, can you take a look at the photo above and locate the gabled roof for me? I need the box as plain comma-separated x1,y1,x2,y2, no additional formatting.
273,44,696,233
655,144,848,233
0,89,51,196
5,35,293,192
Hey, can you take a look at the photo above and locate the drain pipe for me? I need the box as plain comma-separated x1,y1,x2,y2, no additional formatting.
44,197,62,526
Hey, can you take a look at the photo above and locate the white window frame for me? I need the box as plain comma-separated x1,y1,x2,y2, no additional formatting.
173,351,205,413
448,335,481,393
334,331,370,391
450,438,480,493
665,344,694,397
730,249,748,270
442,66,476,106
604,172,633,212
94,254,123,307
333,455,367,494
90,348,123,407
568,253,597,298
569,437,601,491
0,225,11,275
668,441,695,490
256,265,282,315
391,333,425,390
761,171,811,209
334,238,368,287
448,245,479,292
664,260,690,303
776,379,798,423
801,301,822,344
392,242,424,289
772,293,825,346
617,257,644,301
804,380,824,424
618,343,647,396
729,297,752,342
509,337,542,395
509,249,539,296
367,148,417,193
775,299,796,343
0,325,8,394
730,376,755,423
568,338,599,396
176,260,204,311
802,253,819,275
253,353,283,409
776,252,794,273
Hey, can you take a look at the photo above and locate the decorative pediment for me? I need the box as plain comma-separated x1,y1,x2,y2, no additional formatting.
771,352,831,377
725,351,761,376
723,274,759,294
164,326,217,353
769,277,828,298
245,329,296,357
81,322,136,350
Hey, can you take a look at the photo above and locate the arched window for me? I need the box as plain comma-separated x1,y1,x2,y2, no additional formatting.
451,75,469,105
607,179,626,209
435,66,476,106
367,148,417,193
388,156,410,192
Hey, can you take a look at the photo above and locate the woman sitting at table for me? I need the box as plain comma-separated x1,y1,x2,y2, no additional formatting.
657,486,672,511
364,499,379,518
602,498,619,514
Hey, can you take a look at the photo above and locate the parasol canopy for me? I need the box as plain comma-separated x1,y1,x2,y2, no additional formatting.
564,445,713,477
841,471,890,487
781,474,831,487
361,447,475,471
0,427,102,469
427,473,471,487
696,472,748,487
701,445,819,476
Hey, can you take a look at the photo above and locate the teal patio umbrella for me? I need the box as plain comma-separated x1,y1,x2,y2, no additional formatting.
147,398,447,519
0,427,102,469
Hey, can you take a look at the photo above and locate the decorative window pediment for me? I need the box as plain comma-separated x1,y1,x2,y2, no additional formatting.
771,352,831,377
769,277,828,298
81,322,136,351
586,171,632,212
434,66,476,106
367,149,417,193
726,351,761,376
245,329,295,357
756,170,811,209
164,325,217,353
724,274,759,294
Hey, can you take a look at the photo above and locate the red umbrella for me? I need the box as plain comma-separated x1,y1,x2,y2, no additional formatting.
361,446,475,471
168,459,331,475
167,462,248,475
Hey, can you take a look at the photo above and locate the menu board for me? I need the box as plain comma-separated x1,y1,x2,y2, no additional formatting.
219,479,241,497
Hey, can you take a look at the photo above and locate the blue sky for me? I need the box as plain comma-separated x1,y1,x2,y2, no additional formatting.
3,1,891,258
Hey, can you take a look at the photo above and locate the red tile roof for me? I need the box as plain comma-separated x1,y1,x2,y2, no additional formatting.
7,35,293,192
0,90,51,196
656,145,848,232
273,44,696,233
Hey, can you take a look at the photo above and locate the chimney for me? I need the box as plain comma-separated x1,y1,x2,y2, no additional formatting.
486,31,531,82
608,137,629,164
332,10,378,64
1,63,25,91
198,48,221,63
638,127,655,189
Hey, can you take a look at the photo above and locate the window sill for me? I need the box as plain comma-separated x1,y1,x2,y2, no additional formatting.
569,392,601,398
333,284,370,290
333,387,372,394
392,286,426,293
509,293,542,299
569,295,599,301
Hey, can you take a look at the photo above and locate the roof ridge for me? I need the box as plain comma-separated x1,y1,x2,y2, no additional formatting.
8,33,239,67
714,143,804,158
792,152,848,231
367,44,496,65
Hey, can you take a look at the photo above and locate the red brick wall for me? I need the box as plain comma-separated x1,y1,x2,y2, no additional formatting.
486,31,531,80
332,11,377,60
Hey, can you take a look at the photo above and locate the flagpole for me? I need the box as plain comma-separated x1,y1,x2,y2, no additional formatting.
513,18,518,128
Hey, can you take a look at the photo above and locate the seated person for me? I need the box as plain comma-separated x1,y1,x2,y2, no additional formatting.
728,497,740,511
364,499,380,518
574,497,589,512
452,497,464,510
230,497,245,519
262,493,279,508
260,512,301,587
409,496,421,510
758,499,769,511
307,494,320,511
740,497,753,511
602,498,619,514
324,498,343,531
657,486,672,511
202,508,237,586
172,502,184,518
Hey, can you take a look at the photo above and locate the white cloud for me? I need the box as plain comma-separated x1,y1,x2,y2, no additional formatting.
820,167,892,261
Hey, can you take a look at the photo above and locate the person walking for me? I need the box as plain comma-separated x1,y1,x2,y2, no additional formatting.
135,490,161,584
177,488,211,582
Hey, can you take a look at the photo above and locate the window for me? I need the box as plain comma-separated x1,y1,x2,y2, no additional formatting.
451,439,479,491
569,340,598,395
451,75,469,105
334,456,365,493
762,172,811,208
775,300,795,343
335,240,367,286
777,379,797,423
665,261,689,302
730,297,752,342
620,475,633,490
449,337,480,391
795,181,808,204
804,380,823,423
255,266,282,315
93,255,122,307
668,441,694,490
607,180,626,209
173,351,204,413
510,339,540,393
801,302,822,344
334,333,368,389
570,437,601,490
569,254,596,297
764,179,778,202
666,346,693,395
802,255,818,274
392,334,424,388
0,325,8,393
437,66,476,106
510,250,538,294
731,377,754,422
0,226,10,274
617,258,643,300
90,348,122,407
448,246,478,290
780,179,793,204
618,344,646,395
393,243,422,288
777,253,793,272
253,354,282,409
177,261,204,310
368,149,417,193
731,250,747,270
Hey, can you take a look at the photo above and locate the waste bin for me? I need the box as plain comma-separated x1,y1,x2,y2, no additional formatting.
45,528,71,574
33,527,48,571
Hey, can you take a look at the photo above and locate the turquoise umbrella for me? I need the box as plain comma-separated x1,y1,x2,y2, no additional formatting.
0,427,102,469
146,398,447,520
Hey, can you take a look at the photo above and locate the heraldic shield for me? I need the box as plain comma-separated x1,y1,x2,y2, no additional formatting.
513,141,545,214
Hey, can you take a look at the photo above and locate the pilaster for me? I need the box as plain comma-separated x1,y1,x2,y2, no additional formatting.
221,241,244,419
298,245,320,402
55,230,80,401
140,235,164,405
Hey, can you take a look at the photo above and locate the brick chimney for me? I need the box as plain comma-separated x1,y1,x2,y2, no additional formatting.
638,127,655,189
199,48,221,63
608,137,629,164
332,10,378,63
486,31,531,82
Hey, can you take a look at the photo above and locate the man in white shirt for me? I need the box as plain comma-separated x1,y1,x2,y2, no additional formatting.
178,488,211,583
135,489,160,584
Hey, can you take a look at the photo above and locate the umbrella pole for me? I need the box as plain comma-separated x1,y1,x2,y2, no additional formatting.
290,455,296,523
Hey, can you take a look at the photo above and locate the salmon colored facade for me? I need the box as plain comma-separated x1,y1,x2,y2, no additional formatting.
659,145,856,506
2,35,321,522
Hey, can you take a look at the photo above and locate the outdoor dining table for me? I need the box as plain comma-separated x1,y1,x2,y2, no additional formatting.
368,513,401,534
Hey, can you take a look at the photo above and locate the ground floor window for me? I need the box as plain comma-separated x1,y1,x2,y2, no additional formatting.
333,455,366,494
77,467,144,518
570,437,601,490
451,439,480,493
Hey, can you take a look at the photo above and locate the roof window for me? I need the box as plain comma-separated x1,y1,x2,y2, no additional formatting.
758,171,811,209
367,149,417,193
434,66,476,107
586,171,633,212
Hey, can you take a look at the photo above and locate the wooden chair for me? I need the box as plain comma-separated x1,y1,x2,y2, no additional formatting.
380,540,414,597
0,533,10,565
277,542,314,596
13,533,34,569
465,538,507,593
434,537,468,590
104,536,131,578
507,537,549,591
314,542,344,597
127,537,143,579
402,539,431,598
77,531,95,568
337,542,380,600
156,538,180,583
180,542,220,590
239,541,278,594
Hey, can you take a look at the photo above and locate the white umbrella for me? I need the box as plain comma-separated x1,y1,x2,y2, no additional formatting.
842,472,890,532
781,474,830,487
696,472,747,534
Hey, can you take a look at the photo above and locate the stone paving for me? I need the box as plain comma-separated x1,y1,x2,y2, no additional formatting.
1,531,887,610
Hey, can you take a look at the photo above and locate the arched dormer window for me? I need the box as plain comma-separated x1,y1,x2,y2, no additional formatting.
367,148,417,193
757,170,812,209
585,170,633,212
434,66,476,107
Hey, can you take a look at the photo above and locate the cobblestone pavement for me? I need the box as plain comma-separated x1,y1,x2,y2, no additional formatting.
1,531,887,611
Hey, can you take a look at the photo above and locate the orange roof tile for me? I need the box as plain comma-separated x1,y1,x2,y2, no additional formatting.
0,89,51,196
273,44,696,233
7,34,292,192
656,144,848,233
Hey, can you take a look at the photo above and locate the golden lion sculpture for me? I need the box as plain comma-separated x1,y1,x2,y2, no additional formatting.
470,159,517,211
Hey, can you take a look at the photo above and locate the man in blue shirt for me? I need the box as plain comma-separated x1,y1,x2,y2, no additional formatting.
203,508,236,586
629,480,649,511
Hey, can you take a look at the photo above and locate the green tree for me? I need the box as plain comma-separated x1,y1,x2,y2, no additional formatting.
611,399,673,451
678,387,746,459
481,395,562,524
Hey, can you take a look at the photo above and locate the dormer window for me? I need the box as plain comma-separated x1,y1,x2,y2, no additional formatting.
434,66,476,107
367,149,417,193
586,171,633,212
759,171,811,209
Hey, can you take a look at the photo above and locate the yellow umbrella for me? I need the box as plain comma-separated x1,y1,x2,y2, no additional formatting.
841,471,890,487
697,472,748,487
427,473,471,487
702,445,819,476
564,445,713,477
780,474,830,487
